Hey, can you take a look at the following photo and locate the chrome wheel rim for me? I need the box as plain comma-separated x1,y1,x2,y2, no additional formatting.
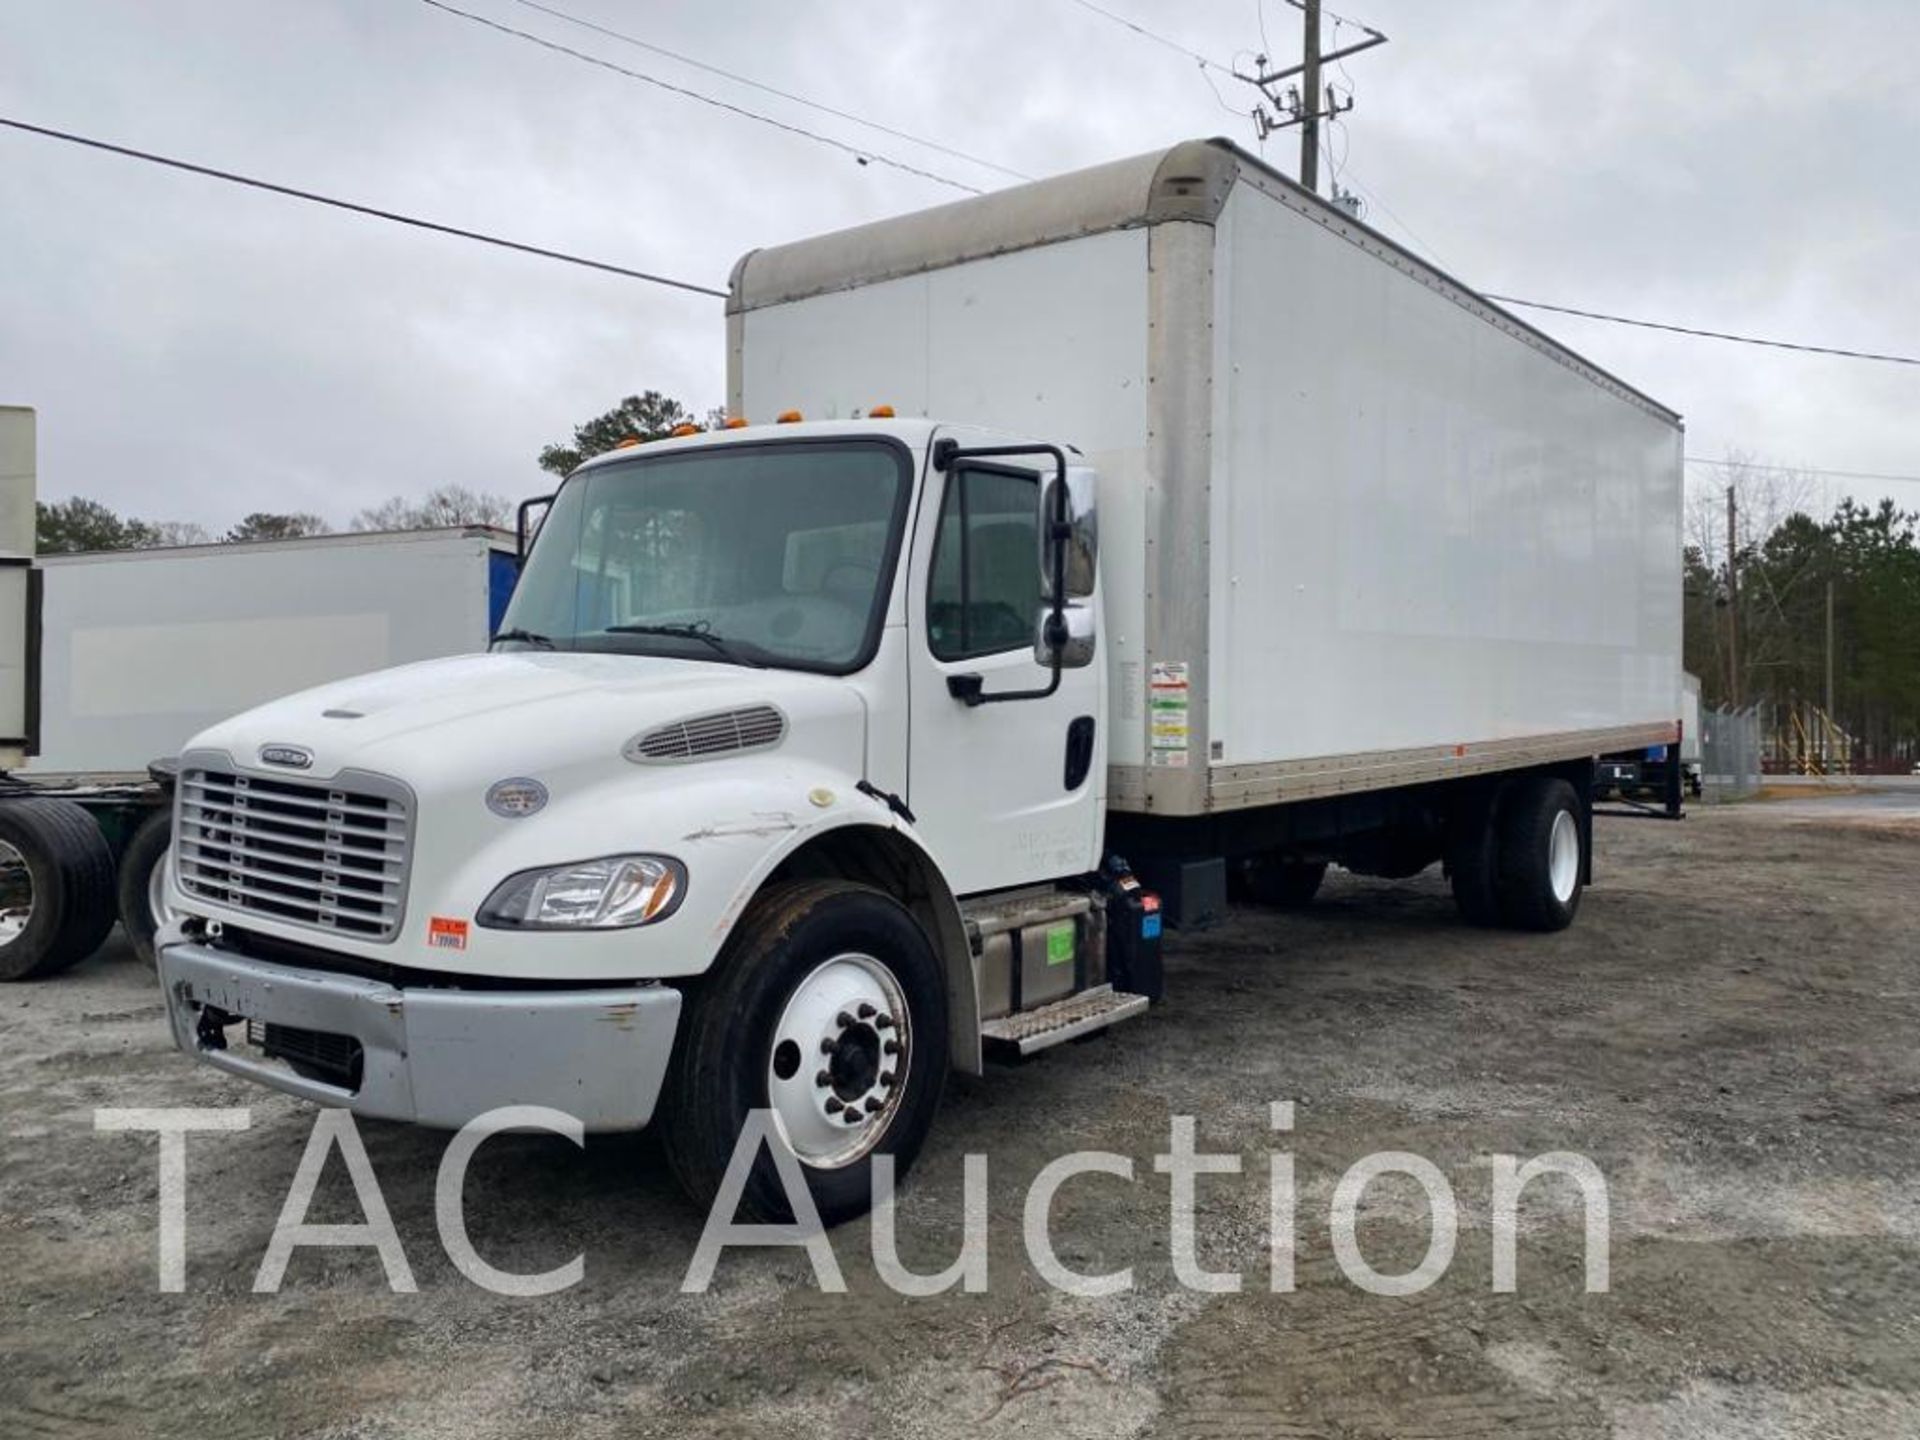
1548,809,1580,904
0,840,32,946
148,845,180,930
766,953,910,1170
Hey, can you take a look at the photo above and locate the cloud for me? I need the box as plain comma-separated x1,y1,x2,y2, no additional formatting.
2,0,1917,530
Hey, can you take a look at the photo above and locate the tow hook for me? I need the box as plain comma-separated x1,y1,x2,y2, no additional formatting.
196,1005,234,1051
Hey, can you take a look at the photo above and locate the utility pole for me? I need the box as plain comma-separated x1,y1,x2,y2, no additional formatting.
1820,579,1835,744
1725,485,1740,708
1299,0,1323,195
1240,3,1387,197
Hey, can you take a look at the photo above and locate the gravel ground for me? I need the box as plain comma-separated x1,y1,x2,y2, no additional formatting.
3,796,1917,1439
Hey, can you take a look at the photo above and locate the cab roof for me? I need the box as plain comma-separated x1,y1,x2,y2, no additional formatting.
571,416,1020,475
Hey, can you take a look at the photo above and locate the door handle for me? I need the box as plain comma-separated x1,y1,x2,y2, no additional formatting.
1064,716,1096,790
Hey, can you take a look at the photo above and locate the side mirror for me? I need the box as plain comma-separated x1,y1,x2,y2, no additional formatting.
1034,599,1097,669
1037,466,1098,600
516,493,555,563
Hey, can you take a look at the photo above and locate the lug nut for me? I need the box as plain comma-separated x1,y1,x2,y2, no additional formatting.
875,1014,895,1031
826,1096,844,1114
815,1069,832,1088
864,1096,884,1114
835,1011,854,1030
845,1111,864,1125
820,1037,836,1054
883,1039,900,1056
857,1002,876,1019
879,1070,896,1087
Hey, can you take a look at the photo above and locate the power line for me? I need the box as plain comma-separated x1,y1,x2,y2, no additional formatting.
12,107,1918,390
0,116,728,297
1096,11,1915,372
417,0,981,195
503,0,1031,183
1685,457,1920,488
1484,294,1920,367
1064,0,1237,74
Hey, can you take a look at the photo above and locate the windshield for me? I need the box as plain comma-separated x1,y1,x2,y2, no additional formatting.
498,439,911,672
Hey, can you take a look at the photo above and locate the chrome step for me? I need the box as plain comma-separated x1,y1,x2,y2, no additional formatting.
978,984,1150,1056
960,884,1094,943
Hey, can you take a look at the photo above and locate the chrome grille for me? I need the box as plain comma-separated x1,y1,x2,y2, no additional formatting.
627,705,786,763
175,767,411,941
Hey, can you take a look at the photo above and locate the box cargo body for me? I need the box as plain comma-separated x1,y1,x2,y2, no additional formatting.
27,526,517,778
730,138,1684,817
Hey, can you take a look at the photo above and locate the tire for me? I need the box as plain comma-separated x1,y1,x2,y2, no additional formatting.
116,807,173,970
659,880,949,1227
1241,856,1328,909
1446,783,1505,927
1495,776,1585,932
0,797,119,982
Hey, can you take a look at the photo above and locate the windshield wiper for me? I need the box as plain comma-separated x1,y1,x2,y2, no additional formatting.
603,621,768,668
491,627,555,650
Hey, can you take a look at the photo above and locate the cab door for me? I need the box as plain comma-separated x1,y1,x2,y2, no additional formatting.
904,442,1103,896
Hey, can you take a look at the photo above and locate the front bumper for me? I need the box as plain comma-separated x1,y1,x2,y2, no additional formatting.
157,940,682,1132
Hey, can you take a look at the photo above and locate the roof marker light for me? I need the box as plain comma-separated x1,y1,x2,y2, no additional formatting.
613,436,642,449
722,417,749,429
776,409,804,424
869,404,896,418
669,423,700,437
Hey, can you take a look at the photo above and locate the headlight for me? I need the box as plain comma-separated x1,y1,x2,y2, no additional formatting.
476,854,687,930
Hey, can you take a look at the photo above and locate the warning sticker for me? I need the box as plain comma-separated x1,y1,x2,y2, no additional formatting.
1046,922,1076,967
1148,660,1190,766
428,916,470,951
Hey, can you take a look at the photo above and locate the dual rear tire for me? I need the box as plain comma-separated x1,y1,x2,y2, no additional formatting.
0,798,119,981
1449,775,1584,932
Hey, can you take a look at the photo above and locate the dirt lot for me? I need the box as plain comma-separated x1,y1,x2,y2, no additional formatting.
4,796,1918,1439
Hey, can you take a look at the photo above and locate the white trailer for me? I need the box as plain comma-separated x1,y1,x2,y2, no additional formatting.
0,427,519,979
151,140,1686,1226
732,139,1682,824
29,528,517,780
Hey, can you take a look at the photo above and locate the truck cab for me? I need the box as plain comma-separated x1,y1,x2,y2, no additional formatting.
157,418,1129,1224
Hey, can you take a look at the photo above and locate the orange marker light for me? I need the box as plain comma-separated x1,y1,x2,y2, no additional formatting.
669,423,700,437
614,436,642,449
776,409,803,424
869,404,896,418
723,416,749,429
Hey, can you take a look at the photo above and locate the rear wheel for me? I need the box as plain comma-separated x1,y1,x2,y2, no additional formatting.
116,808,175,970
0,798,118,981
1496,777,1584,932
1446,784,1505,927
660,881,948,1226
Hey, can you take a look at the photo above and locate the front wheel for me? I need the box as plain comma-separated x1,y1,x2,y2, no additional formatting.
116,808,175,969
659,881,949,1226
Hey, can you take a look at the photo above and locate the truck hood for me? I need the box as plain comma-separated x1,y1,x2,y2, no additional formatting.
184,651,869,790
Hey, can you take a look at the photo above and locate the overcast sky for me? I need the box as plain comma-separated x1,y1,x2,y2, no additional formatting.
4,0,1917,531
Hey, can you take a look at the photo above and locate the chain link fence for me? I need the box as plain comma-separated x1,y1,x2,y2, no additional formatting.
1700,705,1762,802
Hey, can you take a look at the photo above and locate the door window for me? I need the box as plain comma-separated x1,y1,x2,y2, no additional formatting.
927,466,1040,660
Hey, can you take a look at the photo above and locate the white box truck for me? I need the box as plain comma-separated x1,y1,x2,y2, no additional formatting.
152,140,1683,1224
0,435,519,979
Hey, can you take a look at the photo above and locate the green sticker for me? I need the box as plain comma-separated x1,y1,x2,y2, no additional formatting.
1046,922,1075,966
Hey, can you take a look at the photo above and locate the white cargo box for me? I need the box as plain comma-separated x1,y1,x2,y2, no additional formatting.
730,138,1683,816
28,527,517,778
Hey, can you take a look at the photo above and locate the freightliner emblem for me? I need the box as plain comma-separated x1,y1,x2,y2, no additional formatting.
258,743,315,770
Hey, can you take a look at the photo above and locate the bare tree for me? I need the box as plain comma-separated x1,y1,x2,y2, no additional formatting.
350,485,510,532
